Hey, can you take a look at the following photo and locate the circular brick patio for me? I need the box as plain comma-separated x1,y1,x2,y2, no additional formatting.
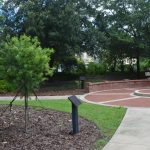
84,88,150,108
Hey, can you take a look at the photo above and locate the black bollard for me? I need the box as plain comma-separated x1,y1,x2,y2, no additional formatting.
79,76,85,89
72,103,79,133
68,95,82,134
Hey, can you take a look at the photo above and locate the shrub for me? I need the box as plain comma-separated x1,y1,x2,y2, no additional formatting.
55,56,86,77
52,72,79,81
0,80,15,93
76,60,86,75
86,62,106,75
140,58,150,71
60,56,78,73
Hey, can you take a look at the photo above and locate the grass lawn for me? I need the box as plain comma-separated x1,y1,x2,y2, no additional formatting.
0,100,126,149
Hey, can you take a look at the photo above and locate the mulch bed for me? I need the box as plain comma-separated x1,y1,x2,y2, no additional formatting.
36,88,86,96
0,105,100,150
0,89,86,96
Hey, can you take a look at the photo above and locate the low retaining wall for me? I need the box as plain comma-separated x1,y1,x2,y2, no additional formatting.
85,80,150,93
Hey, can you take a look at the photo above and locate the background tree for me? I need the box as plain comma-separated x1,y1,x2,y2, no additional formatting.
0,35,53,132
1,0,104,70
0,0,4,37
2,0,150,78
93,0,150,77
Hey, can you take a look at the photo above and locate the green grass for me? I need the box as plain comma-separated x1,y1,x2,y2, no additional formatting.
0,100,126,149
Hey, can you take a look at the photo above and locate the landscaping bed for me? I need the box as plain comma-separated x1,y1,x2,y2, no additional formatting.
0,80,86,96
0,105,100,150
0,88,85,96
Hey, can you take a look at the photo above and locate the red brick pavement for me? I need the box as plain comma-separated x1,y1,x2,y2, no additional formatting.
84,88,150,107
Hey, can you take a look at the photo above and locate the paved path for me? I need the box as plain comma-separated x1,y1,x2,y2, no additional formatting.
103,108,150,150
81,88,150,150
83,88,150,108
0,95,71,100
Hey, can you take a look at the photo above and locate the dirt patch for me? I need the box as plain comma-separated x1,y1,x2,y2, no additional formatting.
0,105,100,150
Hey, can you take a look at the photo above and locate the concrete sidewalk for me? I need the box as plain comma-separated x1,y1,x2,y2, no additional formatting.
0,96,70,100
0,95,83,100
103,108,150,150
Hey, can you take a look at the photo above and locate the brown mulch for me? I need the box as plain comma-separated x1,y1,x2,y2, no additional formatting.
36,88,86,96
0,105,100,150
0,89,86,96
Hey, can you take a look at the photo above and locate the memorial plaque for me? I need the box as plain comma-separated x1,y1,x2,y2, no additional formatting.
68,95,82,134
68,96,82,107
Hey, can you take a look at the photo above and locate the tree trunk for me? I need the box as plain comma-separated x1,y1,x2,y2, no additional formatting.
24,87,28,133
113,58,117,72
120,60,124,73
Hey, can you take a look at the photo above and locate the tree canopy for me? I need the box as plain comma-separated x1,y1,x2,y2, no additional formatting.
1,0,150,77
1,0,103,67
92,0,150,75
0,35,53,95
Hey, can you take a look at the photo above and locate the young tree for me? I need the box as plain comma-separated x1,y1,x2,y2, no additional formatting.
0,35,54,132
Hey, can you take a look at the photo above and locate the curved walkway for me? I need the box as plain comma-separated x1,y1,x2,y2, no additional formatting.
82,87,150,150
83,88,150,108
103,108,150,150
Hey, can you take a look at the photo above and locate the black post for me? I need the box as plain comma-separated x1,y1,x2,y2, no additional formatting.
81,80,84,89
80,76,85,89
24,86,28,133
136,48,140,79
68,95,81,134
72,103,79,134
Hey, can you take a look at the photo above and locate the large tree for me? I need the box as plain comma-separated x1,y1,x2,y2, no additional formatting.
2,0,103,68
93,0,150,77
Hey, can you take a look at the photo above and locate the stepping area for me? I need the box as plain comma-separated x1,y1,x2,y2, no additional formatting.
84,88,150,108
